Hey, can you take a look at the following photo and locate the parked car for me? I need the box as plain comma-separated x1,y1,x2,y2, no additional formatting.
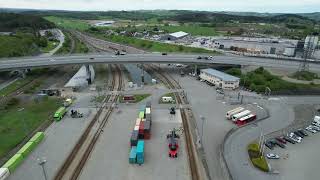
306,126,317,133
275,140,286,148
312,122,320,127
275,137,287,144
288,133,302,143
265,141,274,150
311,125,320,131
283,136,296,144
294,131,305,138
297,129,308,136
266,153,280,159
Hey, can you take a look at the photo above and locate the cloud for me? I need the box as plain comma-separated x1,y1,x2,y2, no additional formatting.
0,0,319,13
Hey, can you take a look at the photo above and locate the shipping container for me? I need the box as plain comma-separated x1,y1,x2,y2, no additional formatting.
146,108,151,115
29,132,45,145
134,125,139,131
144,121,151,140
145,114,151,121
139,111,145,119
130,130,139,146
0,168,10,180
136,140,145,165
2,154,24,173
139,122,145,139
135,118,141,126
17,142,36,158
129,146,137,164
142,119,146,122
146,101,151,108
123,95,135,101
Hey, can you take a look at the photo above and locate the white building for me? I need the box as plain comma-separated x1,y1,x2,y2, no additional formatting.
200,68,240,90
161,31,189,41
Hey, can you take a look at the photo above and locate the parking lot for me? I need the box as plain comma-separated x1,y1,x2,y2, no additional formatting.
79,103,190,180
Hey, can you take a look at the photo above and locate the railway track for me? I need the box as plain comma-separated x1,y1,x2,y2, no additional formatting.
146,64,200,180
54,65,123,180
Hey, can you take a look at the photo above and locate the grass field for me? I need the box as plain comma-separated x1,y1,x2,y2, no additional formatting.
55,31,89,54
0,97,61,158
41,40,59,53
45,16,90,31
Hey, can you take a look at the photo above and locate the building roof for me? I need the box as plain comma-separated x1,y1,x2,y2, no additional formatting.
169,31,189,38
201,68,240,82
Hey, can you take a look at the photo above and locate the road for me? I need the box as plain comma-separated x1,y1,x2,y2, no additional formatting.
1,53,320,71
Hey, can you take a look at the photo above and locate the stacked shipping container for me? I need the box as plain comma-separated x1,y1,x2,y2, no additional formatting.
129,102,152,165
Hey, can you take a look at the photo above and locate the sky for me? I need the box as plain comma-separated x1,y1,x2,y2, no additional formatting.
0,0,319,13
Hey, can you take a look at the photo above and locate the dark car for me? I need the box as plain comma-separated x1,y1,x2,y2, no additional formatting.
170,107,176,115
90,57,94,60
265,141,274,150
283,136,296,144
162,52,167,55
275,140,286,148
275,137,287,144
298,129,308,136
204,56,209,60
197,56,202,59
294,131,304,138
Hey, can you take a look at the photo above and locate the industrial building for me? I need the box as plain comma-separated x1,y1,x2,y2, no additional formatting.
199,68,240,90
212,37,298,56
161,31,189,41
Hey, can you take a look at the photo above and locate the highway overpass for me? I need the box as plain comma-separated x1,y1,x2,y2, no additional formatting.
1,53,320,71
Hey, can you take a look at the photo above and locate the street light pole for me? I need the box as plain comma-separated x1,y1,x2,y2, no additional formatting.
18,108,28,135
38,158,48,180
200,115,205,145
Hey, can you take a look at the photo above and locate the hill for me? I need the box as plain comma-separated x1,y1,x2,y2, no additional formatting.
0,13,55,32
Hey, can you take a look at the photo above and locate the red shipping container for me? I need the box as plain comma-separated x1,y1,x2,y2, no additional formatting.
139,121,144,134
144,132,151,140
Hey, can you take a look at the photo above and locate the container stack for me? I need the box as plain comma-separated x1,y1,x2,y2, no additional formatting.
128,102,152,165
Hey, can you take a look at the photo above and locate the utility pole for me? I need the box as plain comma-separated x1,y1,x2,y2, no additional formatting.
18,108,28,135
37,158,48,180
200,115,205,145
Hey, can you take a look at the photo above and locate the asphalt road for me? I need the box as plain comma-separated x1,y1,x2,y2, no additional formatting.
1,53,320,71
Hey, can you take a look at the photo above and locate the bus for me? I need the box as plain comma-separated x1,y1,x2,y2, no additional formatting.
226,107,244,120
54,107,67,121
235,114,257,126
231,110,251,122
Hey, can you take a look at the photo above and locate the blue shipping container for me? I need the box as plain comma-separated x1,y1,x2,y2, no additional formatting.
129,146,137,164
136,140,145,164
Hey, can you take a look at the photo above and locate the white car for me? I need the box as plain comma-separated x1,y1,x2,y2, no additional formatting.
306,127,317,133
266,153,280,159
289,133,302,143
311,125,320,131
312,122,320,127
209,56,214,60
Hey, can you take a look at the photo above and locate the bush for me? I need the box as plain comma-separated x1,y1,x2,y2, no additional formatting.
248,143,269,172
7,98,20,107
225,68,241,77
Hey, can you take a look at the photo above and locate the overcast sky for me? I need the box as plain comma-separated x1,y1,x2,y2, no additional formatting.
0,0,319,13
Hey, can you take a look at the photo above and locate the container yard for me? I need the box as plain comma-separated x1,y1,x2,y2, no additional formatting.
79,104,191,180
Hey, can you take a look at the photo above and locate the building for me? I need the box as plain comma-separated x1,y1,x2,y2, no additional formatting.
199,68,240,90
161,31,189,41
212,37,298,56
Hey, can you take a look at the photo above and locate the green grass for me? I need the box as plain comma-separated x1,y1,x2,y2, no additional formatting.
0,97,61,158
41,40,59,53
55,31,89,54
0,78,33,97
226,67,320,93
291,71,319,81
0,34,38,58
159,92,176,104
44,16,90,31
89,32,218,54
119,94,151,103
247,142,269,172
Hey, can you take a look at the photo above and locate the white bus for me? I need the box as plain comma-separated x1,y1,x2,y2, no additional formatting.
232,110,251,122
226,107,244,120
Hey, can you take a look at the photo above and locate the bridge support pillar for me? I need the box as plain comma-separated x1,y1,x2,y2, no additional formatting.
194,65,198,75
86,65,92,85
140,64,145,84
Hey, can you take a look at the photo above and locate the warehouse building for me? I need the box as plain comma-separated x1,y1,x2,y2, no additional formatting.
161,31,189,41
212,37,298,56
199,68,240,90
